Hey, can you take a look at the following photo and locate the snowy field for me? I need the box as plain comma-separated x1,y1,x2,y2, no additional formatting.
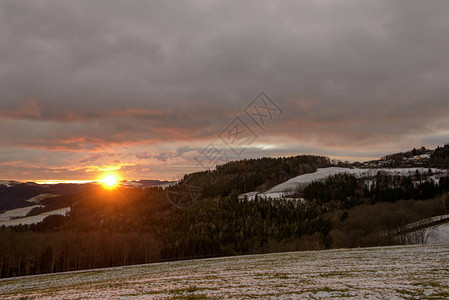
0,207,70,226
26,193,59,203
427,223,449,244
0,193,63,226
0,205,43,222
1,244,448,299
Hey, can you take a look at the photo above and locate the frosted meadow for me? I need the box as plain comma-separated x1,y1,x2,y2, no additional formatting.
1,244,448,299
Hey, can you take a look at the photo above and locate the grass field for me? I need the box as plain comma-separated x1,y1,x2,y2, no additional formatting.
1,244,448,299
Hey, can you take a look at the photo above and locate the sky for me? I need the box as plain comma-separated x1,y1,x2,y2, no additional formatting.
1,0,449,181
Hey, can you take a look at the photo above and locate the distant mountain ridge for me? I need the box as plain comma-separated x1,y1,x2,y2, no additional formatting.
0,182,96,212
0,179,170,212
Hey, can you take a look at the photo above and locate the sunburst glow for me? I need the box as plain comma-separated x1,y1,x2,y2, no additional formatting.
100,173,121,189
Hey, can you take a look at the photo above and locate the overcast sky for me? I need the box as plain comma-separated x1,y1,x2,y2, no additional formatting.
1,0,449,181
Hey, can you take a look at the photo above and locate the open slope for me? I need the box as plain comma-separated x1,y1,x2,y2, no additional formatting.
427,223,449,244
0,207,70,226
1,244,448,299
0,205,43,222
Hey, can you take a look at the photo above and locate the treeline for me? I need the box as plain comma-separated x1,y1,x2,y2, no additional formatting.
0,190,331,278
303,171,449,210
329,195,449,248
383,144,449,168
0,187,169,278
431,144,449,166
0,229,160,278
386,146,428,160
181,155,330,199
156,196,331,259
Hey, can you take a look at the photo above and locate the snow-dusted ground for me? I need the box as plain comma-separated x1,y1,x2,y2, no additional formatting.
240,167,447,200
427,223,449,244
0,205,43,222
1,244,448,299
0,207,70,226
0,180,20,187
402,214,449,233
153,180,179,189
396,216,449,245
26,193,59,203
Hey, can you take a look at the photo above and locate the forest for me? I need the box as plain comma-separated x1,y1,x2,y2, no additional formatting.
430,144,449,166
1,155,449,278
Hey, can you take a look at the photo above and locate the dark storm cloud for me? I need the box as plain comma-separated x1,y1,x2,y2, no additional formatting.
1,0,449,179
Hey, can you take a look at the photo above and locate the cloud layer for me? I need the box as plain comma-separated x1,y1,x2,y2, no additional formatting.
1,0,449,180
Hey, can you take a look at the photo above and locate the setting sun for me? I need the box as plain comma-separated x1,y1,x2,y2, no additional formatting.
100,174,120,189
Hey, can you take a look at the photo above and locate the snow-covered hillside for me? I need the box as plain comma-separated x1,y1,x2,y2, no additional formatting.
427,223,449,244
240,167,447,200
0,207,70,226
26,193,59,203
0,180,21,187
0,205,43,222
153,181,179,189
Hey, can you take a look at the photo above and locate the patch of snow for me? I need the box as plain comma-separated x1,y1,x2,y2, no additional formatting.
0,180,20,187
402,214,449,232
26,193,59,203
258,192,287,200
153,181,179,189
413,154,431,160
426,223,449,244
268,167,362,194
0,207,70,226
238,191,259,200
0,205,43,222
121,181,144,188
